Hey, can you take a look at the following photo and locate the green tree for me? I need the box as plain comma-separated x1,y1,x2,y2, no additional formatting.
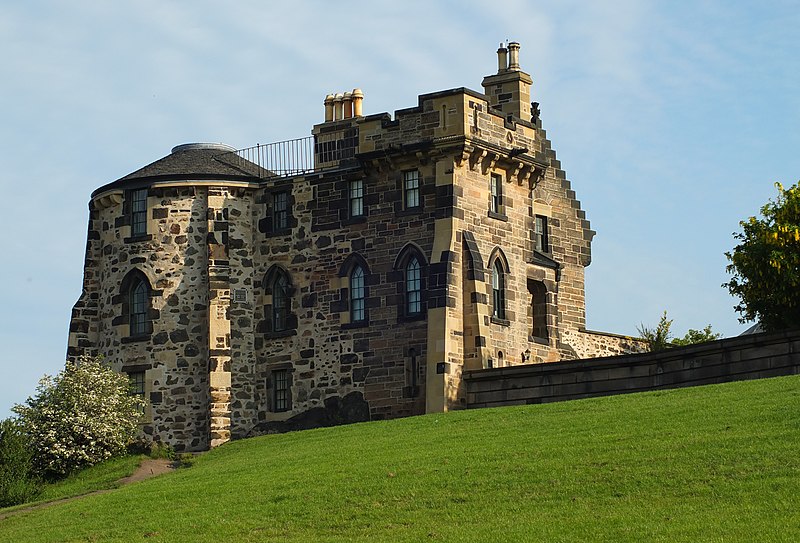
0,418,40,506
672,325,722,346
13,356,144,479
637,311,674,351
725,182,800,331
638,313,722,351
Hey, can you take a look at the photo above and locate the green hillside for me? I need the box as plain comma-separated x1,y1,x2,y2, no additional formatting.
2,375,799,542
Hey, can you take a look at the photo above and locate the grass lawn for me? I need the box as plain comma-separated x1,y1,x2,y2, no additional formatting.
0,455,144,515
1,375,798,542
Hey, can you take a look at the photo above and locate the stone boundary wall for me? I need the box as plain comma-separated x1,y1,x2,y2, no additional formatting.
464,329,800,408
562,328,647,359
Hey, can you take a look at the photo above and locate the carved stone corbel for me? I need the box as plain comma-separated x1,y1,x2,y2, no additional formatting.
481,152,498,175
469,149,487,172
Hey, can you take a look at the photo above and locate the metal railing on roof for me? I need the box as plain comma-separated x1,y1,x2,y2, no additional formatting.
215,136,316,179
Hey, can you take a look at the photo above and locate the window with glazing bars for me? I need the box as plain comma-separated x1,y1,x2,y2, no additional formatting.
350,265,365,322
129,280,148,336
404,170,420,209
128,371,145,413
492,260,506,319
273,369,289,412
490,174,502,214
349,179,364,217
534,215,549,253
272,272,290,332
131,189,148,236
406,257,421,315
273,192,289,230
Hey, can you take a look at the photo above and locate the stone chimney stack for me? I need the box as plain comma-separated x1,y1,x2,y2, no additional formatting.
481,41,533,122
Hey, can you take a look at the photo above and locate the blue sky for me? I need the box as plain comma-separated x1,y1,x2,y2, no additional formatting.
1,0,798,418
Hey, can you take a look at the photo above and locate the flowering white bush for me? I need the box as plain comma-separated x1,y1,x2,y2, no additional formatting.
13,356,145,478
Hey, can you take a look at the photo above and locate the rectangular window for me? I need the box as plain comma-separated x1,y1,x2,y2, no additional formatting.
131,189,148,237
490,174,502,214
534,215,549,253
128,371,145,413
350,266,366,323
273,369,290,412
349,179,364,217
404,170,420,209
273,192,289,231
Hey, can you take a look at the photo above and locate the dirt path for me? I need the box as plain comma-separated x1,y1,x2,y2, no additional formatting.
0,458,177,521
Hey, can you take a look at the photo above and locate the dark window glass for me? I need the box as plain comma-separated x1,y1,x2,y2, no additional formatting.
404,170,420,209
128,371,145,414
272,272,291,332
490,174,502,214
131,189,148,236
350,265,365,322
273,369,289,412
130,280,148,336
273,192,289,231
406,257,421,315
492,261,506,319
349,179,364,217
534,215,549,252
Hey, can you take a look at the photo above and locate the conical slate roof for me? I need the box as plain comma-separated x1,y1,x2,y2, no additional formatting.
92,143,268,196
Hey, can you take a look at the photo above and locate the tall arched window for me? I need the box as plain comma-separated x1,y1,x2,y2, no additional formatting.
350,265,365,323
406,257,421,315
492,260,506,320
272,271,291,332
129,278,149,336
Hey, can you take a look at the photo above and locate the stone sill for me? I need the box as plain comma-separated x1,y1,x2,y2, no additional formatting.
487,210,508,222
490,316,510,327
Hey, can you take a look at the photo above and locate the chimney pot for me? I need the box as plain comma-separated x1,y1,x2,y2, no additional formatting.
352,88,364,117
324,93,335,122
497,44,508,73
508,41,521,71
333,92,344,121
343,91,353,119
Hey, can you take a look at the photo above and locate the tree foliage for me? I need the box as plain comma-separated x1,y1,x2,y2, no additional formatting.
725,182,800,331
13,356,144,479
672,325,722,346
0,418,40,506
638,312,721,352
637,311,674,351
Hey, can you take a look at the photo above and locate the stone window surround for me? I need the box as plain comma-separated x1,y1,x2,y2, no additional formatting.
488,249,511,326
336,253,375,329
121,188,153,243
259,265,298,338
534,214,549,254
349,178,364,218
260,185,297,237
403,169,421,210
488,172,508,221
391,243,428,322
113,269,162,343
267,365,294,413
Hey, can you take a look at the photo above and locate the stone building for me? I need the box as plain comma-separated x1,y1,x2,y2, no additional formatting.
68,43,642,451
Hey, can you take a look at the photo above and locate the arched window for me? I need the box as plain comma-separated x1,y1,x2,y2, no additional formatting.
406,257,422,315
350,265,365,323
272,270,291,332
129,279,149,336
492,260,506,320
